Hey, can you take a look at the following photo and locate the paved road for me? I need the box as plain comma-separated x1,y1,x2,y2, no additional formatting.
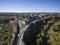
14,16,49,45
17,18,44,45
17,24,30,45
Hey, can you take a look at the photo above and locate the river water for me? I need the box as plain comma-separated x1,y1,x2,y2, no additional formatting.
12,22,20,45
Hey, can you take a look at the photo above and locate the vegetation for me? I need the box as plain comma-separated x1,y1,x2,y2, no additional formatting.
36,15,60,45
0,20,14,45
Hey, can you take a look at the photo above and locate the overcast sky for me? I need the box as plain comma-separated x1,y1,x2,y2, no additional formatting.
0,0,60,12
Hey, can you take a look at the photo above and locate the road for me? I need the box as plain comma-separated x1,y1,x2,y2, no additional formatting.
15,16,50,45
17,18,44,45
17,23,30,45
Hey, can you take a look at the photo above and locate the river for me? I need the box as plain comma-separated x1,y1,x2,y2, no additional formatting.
12,22,20,45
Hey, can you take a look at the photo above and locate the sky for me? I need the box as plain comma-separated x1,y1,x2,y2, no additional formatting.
0,0,60,12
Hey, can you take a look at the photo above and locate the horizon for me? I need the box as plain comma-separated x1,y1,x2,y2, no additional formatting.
0,0,60,12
